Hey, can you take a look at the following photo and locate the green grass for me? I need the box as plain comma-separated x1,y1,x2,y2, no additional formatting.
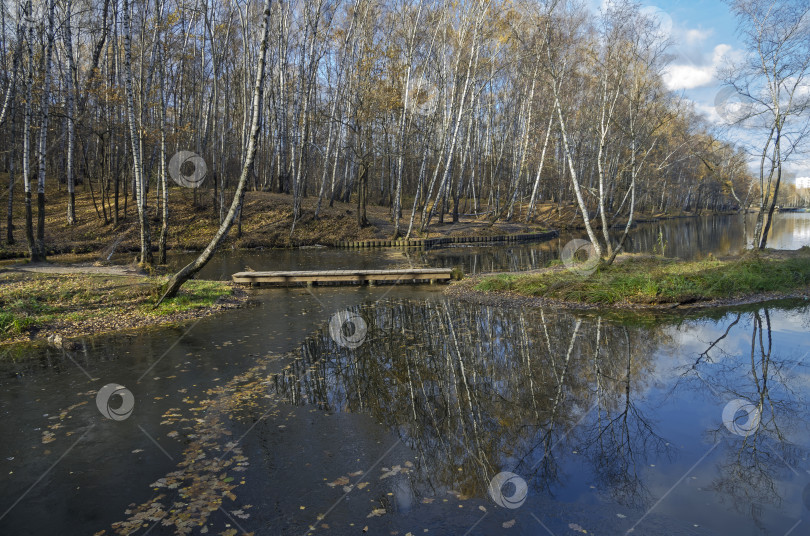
0,272,234,342
475,248,810,306
0,311,36,335
148,280,232,315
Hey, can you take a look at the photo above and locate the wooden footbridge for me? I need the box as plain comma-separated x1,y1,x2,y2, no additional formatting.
776,206,809,213
232,268,453,287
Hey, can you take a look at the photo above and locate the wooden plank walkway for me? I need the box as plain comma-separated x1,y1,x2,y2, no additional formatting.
232,268,453,286
776,206,809,213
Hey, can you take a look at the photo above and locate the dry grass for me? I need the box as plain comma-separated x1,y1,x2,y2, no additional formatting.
0,270,241,344
475,248,810,306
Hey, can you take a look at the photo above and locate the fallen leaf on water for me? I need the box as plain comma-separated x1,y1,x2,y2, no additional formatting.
327,476,350,488
381,465,405,479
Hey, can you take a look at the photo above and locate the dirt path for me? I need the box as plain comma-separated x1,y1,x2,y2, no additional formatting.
1,262,146,277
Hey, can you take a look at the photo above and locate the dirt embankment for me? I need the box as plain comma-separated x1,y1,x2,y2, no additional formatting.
0,182,734,261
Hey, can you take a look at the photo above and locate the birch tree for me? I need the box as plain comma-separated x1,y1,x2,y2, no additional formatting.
33,0,57,260
63,0,77,224
122,0,152,266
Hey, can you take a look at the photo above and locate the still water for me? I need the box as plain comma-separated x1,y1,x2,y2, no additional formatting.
1,213,809,536
166,212,810,278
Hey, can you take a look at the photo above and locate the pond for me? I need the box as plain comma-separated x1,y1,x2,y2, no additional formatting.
1,213,809,536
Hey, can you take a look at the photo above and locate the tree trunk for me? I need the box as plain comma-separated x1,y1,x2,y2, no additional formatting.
33,0,56,261
122,0,152,266
552,79,603,257
158,45,169,264
64,0,77,225
526,113,554,221
758,166,782,249
22,0,35,259
6,94,16,244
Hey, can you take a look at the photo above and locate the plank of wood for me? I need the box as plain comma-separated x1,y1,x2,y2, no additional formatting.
231,268,452,285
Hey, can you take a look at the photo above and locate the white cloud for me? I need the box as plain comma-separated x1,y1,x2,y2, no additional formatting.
664,64,716,90
684,28,712,45
690,99,722,123
664,44,736,90
712,43,733,63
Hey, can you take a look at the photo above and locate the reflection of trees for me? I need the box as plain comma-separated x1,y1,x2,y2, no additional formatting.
621,216,748,260
578,321,672,507
420,241,559,273
269,299,669,506
678,306,810,527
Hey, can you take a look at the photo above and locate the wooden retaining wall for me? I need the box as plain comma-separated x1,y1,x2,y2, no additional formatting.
333,230,558,249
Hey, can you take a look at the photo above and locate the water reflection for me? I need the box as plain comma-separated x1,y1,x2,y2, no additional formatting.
771,213,810,247
269,298,810,534
2,290,809,535
678,307,810,529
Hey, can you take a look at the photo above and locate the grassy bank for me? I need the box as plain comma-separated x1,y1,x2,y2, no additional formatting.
471,248,810,308
0,270,243,345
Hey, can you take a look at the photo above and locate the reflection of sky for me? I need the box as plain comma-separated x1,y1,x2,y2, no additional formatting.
664,306,810,389
668,307,810,354
745,213,810,249
553,302,810,534
792,218,810,241
645,305,810,533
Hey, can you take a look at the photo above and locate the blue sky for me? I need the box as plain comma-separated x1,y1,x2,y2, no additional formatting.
590,0,808,181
